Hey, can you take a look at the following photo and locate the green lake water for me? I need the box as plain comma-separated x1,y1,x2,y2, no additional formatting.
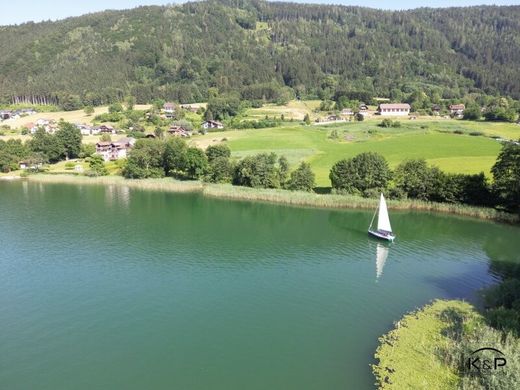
1,181,520,389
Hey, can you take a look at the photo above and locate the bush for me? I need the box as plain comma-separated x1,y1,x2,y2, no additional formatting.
379,119,401,128
88,154,108,176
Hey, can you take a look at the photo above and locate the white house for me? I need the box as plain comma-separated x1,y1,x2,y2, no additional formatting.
30,119,58,134
449,104,465,118
163,102,176,119
377,103,411,116
201,120,224,130
75,123,93,136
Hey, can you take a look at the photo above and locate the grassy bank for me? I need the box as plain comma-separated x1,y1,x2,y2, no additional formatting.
24,174,519,223
373,299,520,389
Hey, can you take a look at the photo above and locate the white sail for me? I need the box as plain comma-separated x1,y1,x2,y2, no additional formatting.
376,243,389,279
377,193,392,232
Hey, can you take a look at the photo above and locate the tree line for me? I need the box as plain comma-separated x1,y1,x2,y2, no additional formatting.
122,139,316,192
0,121,82,172
329,145,520,214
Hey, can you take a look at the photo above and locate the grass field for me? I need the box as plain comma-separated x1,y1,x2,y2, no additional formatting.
244,100,321,121
193,118,519,186
2,104,151,129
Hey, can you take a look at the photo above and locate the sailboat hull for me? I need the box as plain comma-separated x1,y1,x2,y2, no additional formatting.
368,229,396,242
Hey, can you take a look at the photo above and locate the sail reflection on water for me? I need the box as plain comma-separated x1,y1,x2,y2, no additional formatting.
376,243,389,280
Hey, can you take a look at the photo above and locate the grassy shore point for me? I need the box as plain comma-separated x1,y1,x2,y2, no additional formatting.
24,174,519,223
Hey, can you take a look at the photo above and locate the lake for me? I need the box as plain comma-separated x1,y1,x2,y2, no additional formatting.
1,181,519,389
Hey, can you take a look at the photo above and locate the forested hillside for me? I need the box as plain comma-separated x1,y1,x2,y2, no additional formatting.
0,0,519,106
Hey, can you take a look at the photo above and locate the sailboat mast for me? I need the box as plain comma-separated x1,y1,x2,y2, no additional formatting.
369,203,378,230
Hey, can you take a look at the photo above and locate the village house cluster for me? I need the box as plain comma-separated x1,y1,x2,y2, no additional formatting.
317,101,466,123
0,108,37,121
95,137,136,161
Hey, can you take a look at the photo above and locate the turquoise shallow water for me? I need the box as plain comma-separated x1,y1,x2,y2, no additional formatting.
1,181,519,389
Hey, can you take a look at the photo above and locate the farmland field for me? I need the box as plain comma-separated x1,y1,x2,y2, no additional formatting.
193,118,519,186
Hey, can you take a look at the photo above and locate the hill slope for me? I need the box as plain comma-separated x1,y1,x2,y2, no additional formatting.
0,0,519,105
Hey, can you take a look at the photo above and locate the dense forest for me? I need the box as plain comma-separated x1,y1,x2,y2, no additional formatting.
0,0,519,106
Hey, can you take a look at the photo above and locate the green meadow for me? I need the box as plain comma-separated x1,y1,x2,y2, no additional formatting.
194,118,519,187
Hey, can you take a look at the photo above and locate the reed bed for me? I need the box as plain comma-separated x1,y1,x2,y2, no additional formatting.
25,174,518,224
27,174,204,193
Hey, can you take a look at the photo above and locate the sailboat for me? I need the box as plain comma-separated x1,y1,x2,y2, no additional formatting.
368,193,396,242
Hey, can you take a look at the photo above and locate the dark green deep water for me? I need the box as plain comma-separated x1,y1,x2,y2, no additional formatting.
1,181,520,389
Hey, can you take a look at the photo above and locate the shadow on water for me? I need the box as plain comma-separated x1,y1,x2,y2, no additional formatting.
480,232,520,335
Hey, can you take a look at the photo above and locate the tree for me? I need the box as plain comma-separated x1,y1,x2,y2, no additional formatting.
206,144,231,162
206,96,241,120
123,139,165,179
233,153,281,188
88,154,108,176
100,133,112,142
206,156,233,183
154,127,164,139
393,159,436,200
288,162,315,191
125,96,136,111
204,109,214,121
329,152,390,196
278,156,289,186
492,141,520,213
84,105,95,116
0,139,29,172
79,143,96,158
163,137,188,176
28,128,65,163
55,121,82,159
463,104,481,120
108,103,124,113
184,147,209,179
303,113,311,125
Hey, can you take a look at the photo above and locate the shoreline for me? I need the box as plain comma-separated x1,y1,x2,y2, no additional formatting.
16,173,519,224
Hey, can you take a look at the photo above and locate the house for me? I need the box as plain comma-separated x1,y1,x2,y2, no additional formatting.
110,138,135,160
449,104,465,117
19,161,43,170
96,125,116,134
163,102,176,118
432,105,441,115
144,132,156,139
201,120,224,130
75,123,93,136
326,115,341,121
377,103,411,116
30,119,58,134
359,103,369,111
168,125,191,137
95,138,135,161
341,108,354,116
0,110,12,120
